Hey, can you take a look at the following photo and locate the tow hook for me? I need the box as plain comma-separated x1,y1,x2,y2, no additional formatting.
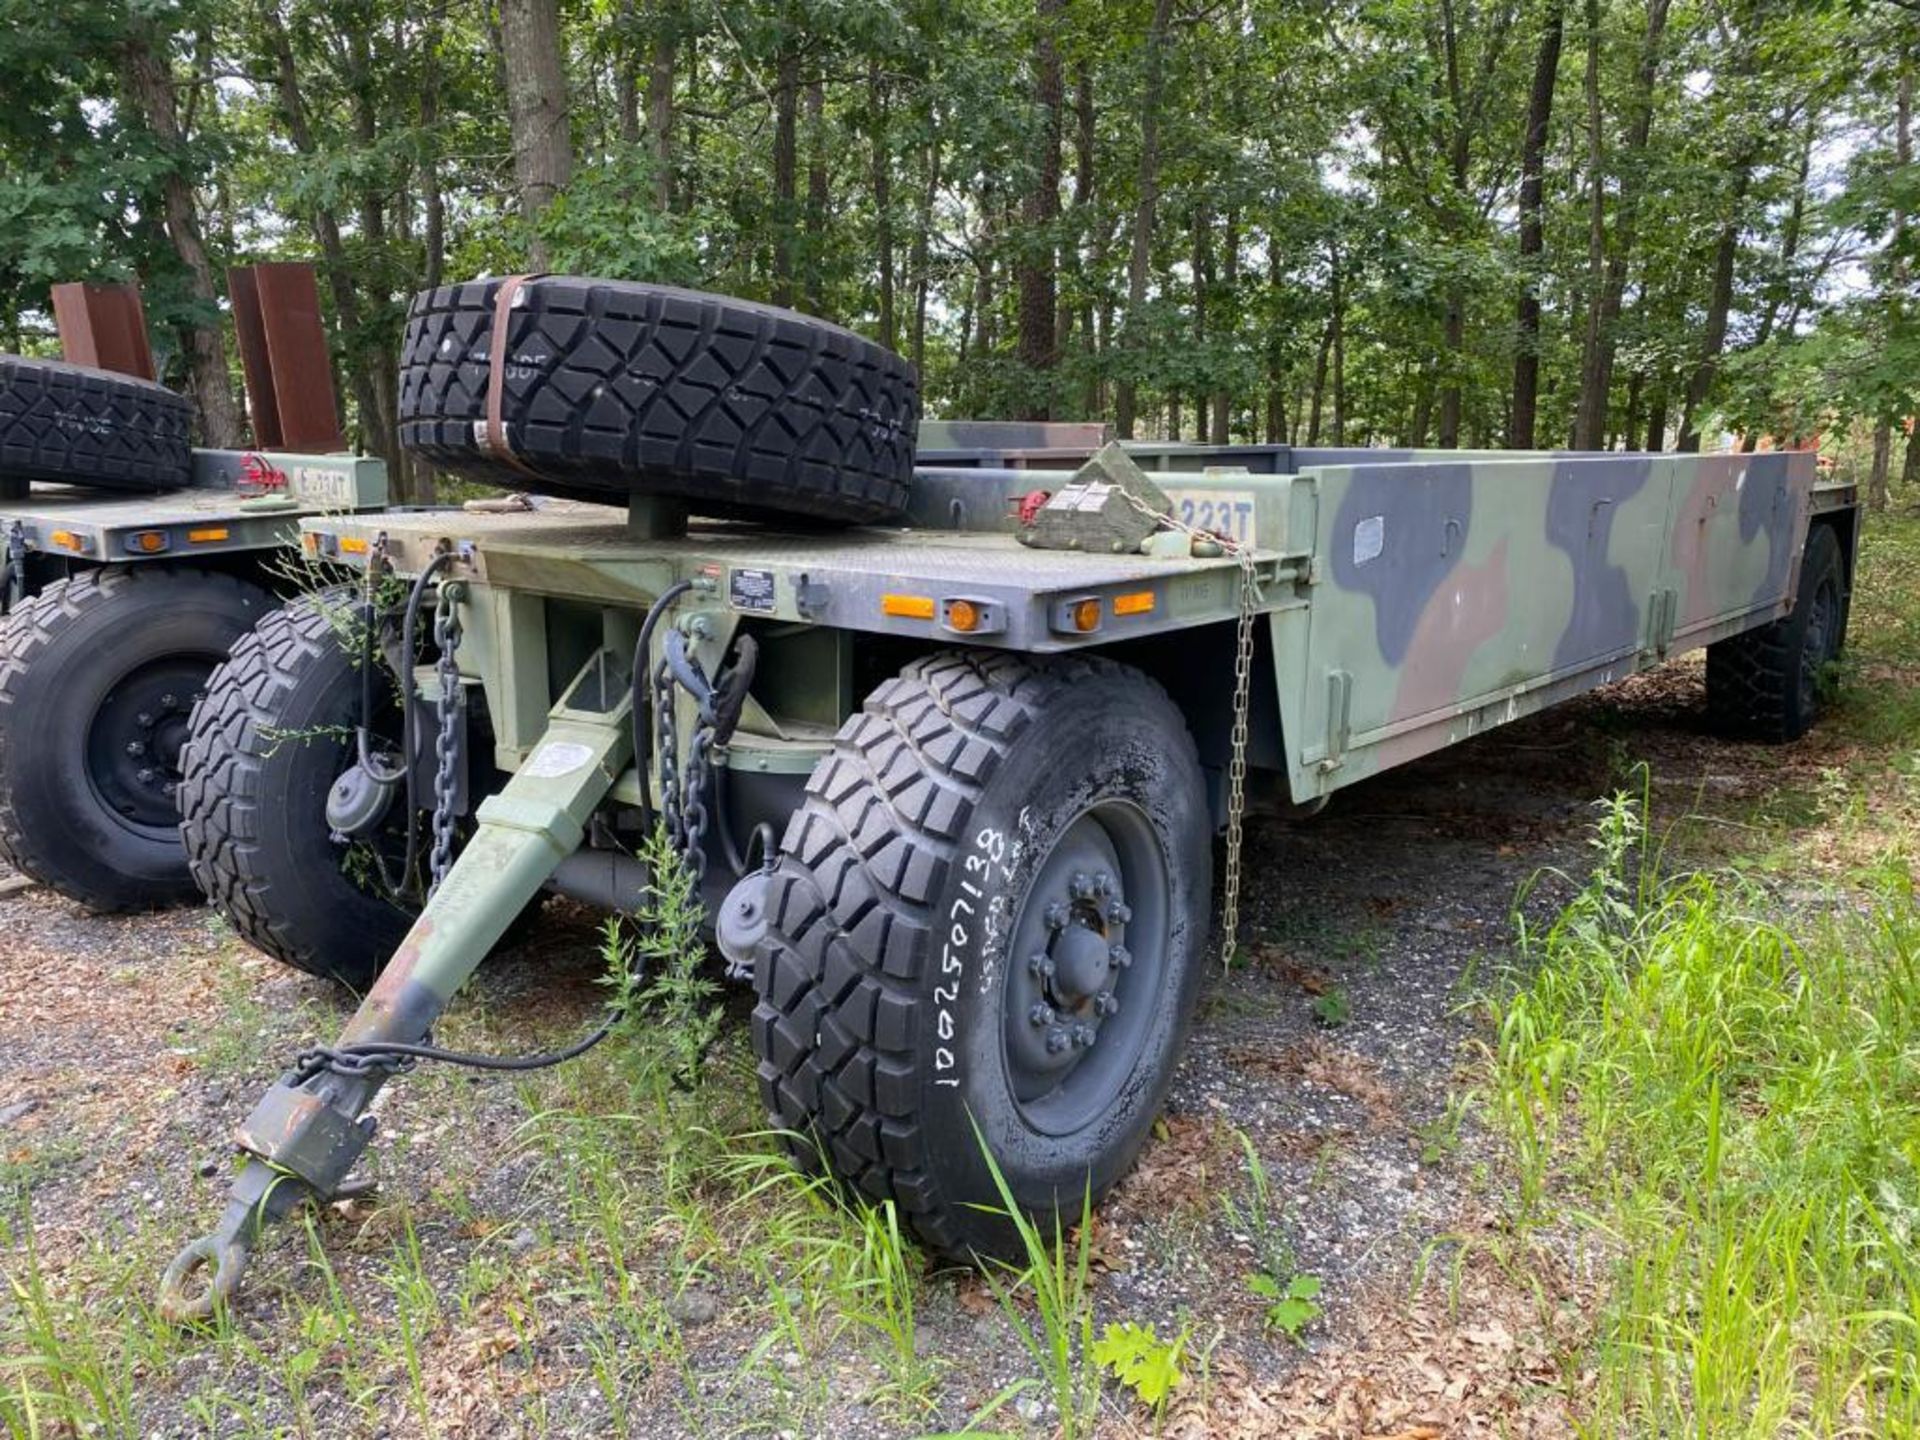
158,1073,379,1322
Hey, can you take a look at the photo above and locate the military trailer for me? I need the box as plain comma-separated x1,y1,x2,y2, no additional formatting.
0,270,389,910
157,276,1855,1318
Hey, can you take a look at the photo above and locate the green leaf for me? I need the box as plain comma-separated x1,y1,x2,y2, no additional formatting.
1247,1272,1282,1298
1092,1321,1187,1409
1266,1296,1321,1336
1287,1274,1323,1300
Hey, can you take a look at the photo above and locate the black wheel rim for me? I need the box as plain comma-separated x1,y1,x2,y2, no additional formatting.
85,657,214,836
1799,575,1838,716
999,799,1170,1137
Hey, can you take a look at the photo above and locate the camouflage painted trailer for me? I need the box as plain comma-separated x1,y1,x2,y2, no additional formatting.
159,424,1855,1319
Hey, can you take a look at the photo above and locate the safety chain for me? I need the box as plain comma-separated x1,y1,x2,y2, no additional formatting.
291,1042,415,1085
429,573,464,896
653,652,715,881
1118,489,1260,968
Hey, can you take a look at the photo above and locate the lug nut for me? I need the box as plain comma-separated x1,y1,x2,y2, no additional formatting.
1069,872,1094,900
125,740,145,757
1043,902,1070,930
1046,1027,1071,1054
1029,1002,1056,1028
1071,1024,1096,1048
136,712,153,727
136,768,156,785
160,693,177,708
1093,871,1114,896
1094,991,1119,1017
1106,899,1132,924
1027,952,1055,980
1108,943,1131,969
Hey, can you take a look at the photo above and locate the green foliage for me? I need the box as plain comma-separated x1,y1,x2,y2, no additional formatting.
1490,793,1920,1433
1311,985,1351,1028
1090,1320,1187,1411
1248,1271,1323,1340
604,824,722,1092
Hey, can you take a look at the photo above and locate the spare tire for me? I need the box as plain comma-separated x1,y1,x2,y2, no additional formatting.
0,356,193,493
398,277,917,524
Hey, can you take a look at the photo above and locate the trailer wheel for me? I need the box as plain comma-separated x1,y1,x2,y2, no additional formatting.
0,355,193,493
398,277,917,525
752,653,1211,1260
178,590,412,989
1706,523,1846,744
0,568,272,910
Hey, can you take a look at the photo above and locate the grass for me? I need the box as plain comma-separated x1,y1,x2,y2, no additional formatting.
1490,794,1920,1434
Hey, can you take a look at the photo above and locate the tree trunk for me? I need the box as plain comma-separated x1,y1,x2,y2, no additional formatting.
615,0,640,144
771,48,800,307
1306,314,1332,446
1329,241,1346,445
497,0,573,265
1192,207,1210,439
1676,162,1753,452
119,26,242,447
421,23,447,294
869,58,895,351
1015,0,1065,419
1644,386,1668,451
1511,0,1564,449
1114,0,1174,439
646,19,676,211
803,77,829,315
910,134,940,375
1212,211,1237,444
1574,0,1670,449
258,2,393,477
1869,420,1892,512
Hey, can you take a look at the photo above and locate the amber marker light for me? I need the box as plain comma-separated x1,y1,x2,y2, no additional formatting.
882,593,937,619
1071,598,1101,632
50,530,86,553
945,598,982,632
127,531,169,554
187,527,230,544
339,536,370,555
1113,590,1156,616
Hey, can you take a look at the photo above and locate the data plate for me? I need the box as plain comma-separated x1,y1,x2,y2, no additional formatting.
1164,488,1257,544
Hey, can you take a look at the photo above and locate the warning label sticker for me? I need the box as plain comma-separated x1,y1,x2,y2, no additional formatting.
729,567,777,612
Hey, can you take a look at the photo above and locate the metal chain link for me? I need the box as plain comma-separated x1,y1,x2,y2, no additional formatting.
429,578,464,895
1117,488,1260,967
653,652,716,881
4,521,25,611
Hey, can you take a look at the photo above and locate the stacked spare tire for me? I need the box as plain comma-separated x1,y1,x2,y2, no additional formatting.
398,276,920,524
0,355,194,492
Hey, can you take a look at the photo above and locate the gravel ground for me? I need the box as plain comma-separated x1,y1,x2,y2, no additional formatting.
0,659,1793,1438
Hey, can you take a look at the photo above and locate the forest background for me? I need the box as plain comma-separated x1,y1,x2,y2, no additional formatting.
2,0,1916,506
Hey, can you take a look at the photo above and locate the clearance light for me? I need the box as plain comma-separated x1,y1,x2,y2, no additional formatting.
339,536,370,555
125,530,170,555
187,526,230,544
49,530,88,554
300,533,321,555
946,599,981,632
1071,599,1100,632
1113,590,1156,617
881,593,936,620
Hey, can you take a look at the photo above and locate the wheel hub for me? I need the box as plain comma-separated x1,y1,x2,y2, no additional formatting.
1001,809,1166,1133
87,665,210,833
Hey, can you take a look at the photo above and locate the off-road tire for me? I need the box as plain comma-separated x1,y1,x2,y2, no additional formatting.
398,277,917,524
1706,522,1847,743
752,652,1212,1261
0,355,193,492
179,590,411,989
0,567,272,910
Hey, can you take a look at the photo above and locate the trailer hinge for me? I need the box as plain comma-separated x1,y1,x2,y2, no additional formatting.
1320,669,1353,771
